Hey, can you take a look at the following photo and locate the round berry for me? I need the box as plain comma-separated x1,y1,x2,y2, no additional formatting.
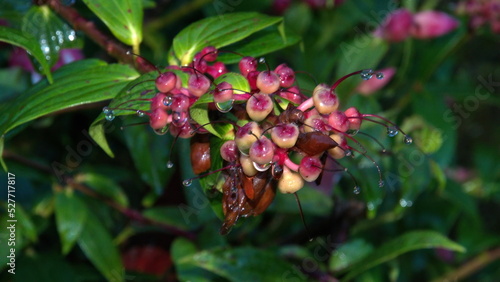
220,140,238,163
188,73,211,97
313,83,339,114
345,107,362,131
256,71,280,94
328,110,350,133
149,108,169,130
170,121,195,139
271,123,299,148
200,46,218,62
299,156,322,182
239,56,258,76
206,61,227,79
155,72,177,93
246,71,260,91
246,93,274,122
150,93,168,111
240,154,258,177
213,82,233,103
249,136,275,165
278,166,304,194
275,63,296,88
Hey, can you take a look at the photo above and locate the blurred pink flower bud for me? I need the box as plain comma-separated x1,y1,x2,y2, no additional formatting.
373,9,413,42
411,11,459,39
52,48,84,70
272,0,292,15
356,67,396,95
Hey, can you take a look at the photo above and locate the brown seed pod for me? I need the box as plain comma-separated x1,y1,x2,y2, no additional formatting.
294,131,339,156
190,135,211,175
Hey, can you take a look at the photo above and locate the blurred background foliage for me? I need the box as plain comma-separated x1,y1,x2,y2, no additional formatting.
0,0,499,281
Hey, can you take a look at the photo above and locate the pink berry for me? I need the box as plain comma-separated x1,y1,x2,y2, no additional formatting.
271,123,299,148
328,110,350,133
169,121,194,139
150,93,169,111
188,74,211,97
344,107,362,131
206,61,227,79
170,94,190,112
246,93,274,122
155,72,177,93
246,71,260,91
239,56,258,76
275,63,295,88
200,46,218,62
249,136,275,165
312,83,339,114
256,71,280,94
278,86,304,105
149,108,169,130
213,82,233,103
220,140,238,162
299,156,322,182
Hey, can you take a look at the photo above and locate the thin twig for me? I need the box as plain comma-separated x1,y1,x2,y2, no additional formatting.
39,0,153,73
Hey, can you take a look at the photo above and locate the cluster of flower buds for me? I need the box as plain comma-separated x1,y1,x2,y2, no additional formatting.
374,8,459,42
457,0,500,33
272,0,346,14
103,46,412,234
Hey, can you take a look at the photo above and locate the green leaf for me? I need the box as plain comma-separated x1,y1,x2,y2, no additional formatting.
0,25,53,83
0,59,138,138
16,204,38,243
143,207,195,230
329,239,374,272
77,211,124,282
178,246,297,281
340,230,466,281
82,0,143,47
122,125,173,195
169,12,282,65
76,173,129,207
171,238,215,282
55,190,88,254
22,6,81,67
217,29,301,64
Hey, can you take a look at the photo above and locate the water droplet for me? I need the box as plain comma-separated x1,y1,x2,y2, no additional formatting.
376,72,384,79
102,106,110,114
404,135,413,145
346,129,359,136
387,126,399,137
360,69,374,80
163,96,173,107
154,125,169,135
344,149,353,157
105,111,115,121
136,110,145,117
378,180,385,187
172,111,187,127
353,186,361,194
399,199,409,207
253,162,271,172
258,57,266,64
182,179,192,187
166,161,174,168
215,100,234,113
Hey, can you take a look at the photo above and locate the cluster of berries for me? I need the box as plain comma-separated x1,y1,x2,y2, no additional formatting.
103,46,412,233
457,0,500,33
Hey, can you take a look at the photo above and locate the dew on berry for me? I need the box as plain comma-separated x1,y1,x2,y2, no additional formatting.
172,111,188,127
376,72,384,79
253,161,272,172
154,125,169,135
163,96,173,107
387,126,399,137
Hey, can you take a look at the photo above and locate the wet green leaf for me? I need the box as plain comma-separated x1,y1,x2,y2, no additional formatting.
82,0,143,47
76,173,129,207
0,25,53,83
341,230,466,281
169,12,282,65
